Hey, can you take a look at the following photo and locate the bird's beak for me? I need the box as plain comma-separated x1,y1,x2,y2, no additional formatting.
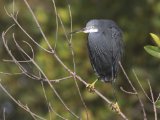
69,28,85,34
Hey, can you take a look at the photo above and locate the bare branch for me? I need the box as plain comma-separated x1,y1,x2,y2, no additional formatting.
0,82,46,120
155,93,160,103
147,80,157,120
132,69,152,102
12,33,79,119
3,59,32,63
2,33,40,80
51,0,59,50
119,62,147,120
2,26,79,119
11,15,52,53
3,24,15,34
49,76,72,83
66,1,89,119
41,82,53,120
4,6,12,17
25,105,37,120
41,82,67,120
120,86,137,95
0,71,23,75
49,103,68,120
22,41,35,59
53,53,128,119
23,0,54,52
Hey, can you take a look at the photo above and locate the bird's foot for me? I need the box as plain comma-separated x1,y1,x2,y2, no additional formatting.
109,102,121,114
86,83,95,93
86,79,98,93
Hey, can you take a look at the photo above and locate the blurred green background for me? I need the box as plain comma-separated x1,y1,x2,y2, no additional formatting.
0,0,160,120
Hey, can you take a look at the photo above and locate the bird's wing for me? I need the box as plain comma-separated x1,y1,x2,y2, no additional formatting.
110,26,123,58
87,26,123,81
106,26,123,75
87,30,114,80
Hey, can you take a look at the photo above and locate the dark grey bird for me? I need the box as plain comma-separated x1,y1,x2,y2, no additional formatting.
71,19,123,87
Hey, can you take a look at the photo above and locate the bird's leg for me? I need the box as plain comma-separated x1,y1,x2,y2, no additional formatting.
86,79,98,93
111,66,118,102
111,81,118,102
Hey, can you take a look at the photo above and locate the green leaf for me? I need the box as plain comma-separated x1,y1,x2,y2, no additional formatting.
144,45,160,58
150,33,160,47
156,100,160,108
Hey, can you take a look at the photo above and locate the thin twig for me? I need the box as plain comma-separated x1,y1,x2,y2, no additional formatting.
3,59,32,63
119,61,147,120
51,0,59,50
132,69,152,102
49,103,68,120
120,86,137,95
23,41,35,59
2,26,79,119
49,76,72,83
155,93,160,103
147,80,157,120
0,82,46,120
0,71,23,75
119,62,136,91
41,82,67,120
66,1,89,119
25,105,37,120
10,15,52,53
23,0,54,53
12,34,79,119
2,34,41,81
41,82,52,120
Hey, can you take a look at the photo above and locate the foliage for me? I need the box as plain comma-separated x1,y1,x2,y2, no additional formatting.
144,33,160,58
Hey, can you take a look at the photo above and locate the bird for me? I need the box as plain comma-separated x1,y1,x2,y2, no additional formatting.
71,19,123,91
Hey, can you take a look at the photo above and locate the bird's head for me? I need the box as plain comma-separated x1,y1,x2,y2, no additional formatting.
70,19,117,35
70,20,99,34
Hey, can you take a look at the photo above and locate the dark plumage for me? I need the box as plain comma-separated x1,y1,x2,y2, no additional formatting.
86,19,123,82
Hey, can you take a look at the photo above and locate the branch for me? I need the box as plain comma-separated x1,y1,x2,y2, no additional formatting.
0,82,46,120
2,28,79,119
132,69,152,102
147,80,157,120
119,62,147,120
41,82,67,120
120,86,137,95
